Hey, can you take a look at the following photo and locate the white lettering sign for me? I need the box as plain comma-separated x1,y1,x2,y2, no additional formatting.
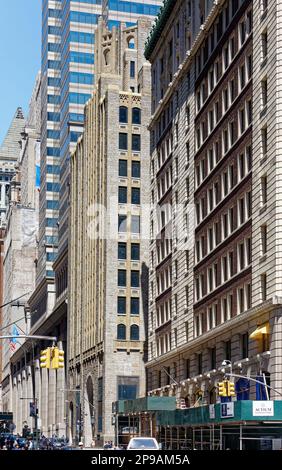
253,401,274,416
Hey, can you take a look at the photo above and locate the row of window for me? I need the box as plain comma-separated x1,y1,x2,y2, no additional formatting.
195,237,251,301
117,323,139,341
118,214,140,233
119,133,141,151
157,165,173,201
195,282,251,337
156,298,172,328
118,186,140,205
156,265,172,297
117,297,139,315
119,106,141,125
118,242,140,260
119,160,140,178
156,238,172,266
118,270,139,288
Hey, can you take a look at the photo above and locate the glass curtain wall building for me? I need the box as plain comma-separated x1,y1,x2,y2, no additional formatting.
39,0,161,318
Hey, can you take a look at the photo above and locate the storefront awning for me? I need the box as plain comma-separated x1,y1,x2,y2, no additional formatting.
250,323,269,340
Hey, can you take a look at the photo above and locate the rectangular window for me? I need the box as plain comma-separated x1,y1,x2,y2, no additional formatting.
119,133,128,150
261,79,267,108
131,215,140,233
198,353,203,375
262,30,268,61
118,186,127,204
241,333,249,359
130,61,135,78
261,225,267,254
118,297,126,314
225,340,231,361
118,242,127,259
118,215,127,232
261,273,267,301
132,161,140,178
132,134,141,151
119,160,127,177
261,175,267,204
262,126,267,156
210,347,216,370
131,297,139,315
131,271,140,288
118,270,126,287
131,243,140,260
131,187,140,205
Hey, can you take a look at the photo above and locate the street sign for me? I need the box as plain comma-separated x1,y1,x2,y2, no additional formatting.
220,402,234,418
209,404,215,419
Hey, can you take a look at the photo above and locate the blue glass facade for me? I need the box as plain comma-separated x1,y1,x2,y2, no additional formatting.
40,0,162,282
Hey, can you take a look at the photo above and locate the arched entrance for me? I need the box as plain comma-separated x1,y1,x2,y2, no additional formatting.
84,376,95,447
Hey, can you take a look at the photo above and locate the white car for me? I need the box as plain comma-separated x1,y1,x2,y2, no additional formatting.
127,437,160,450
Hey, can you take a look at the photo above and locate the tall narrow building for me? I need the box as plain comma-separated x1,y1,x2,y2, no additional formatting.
69,18,152,446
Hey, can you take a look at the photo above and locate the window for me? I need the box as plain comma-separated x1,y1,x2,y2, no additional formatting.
118,242,127,259
131,215,140,233
261,273,267,301
261,126,267,156
119,133,128,150
119,106,128,123
131,187,140,205
210,347,216,370
132,161,140,178
261,30,268,61
119,160,127,177
225,340,231,361
261,175,267,205
130,61,135,78
118,270,126,287
241,333,249,359
261,225,267,255
198,353,203,375
118,215,127,232
130,325,139,340
261,78,267,108
117,324,126,340
131,271,139,288
132,108,141,125
118,297,126,314
132,134,141,151
131,298,139,315
131,243,140,260
118,186,127,204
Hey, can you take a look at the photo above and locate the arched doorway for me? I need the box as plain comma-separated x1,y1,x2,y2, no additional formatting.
84,376,94,447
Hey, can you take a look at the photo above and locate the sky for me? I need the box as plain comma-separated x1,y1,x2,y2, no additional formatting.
0,0,41,144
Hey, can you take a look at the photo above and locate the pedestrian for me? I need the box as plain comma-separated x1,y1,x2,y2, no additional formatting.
78,441,84,449
91,439,96,448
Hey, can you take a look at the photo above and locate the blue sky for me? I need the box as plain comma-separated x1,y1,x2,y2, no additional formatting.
0,1,41,143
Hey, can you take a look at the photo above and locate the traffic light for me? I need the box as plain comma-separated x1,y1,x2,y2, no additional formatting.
40,348,51,368
50,347,65,369
218,381,227,397
227,381,236,397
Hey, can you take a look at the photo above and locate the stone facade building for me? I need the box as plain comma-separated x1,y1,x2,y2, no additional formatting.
69,18,152,445
145,0,282,413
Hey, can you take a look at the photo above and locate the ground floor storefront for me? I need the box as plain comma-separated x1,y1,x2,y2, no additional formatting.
114,398,282,450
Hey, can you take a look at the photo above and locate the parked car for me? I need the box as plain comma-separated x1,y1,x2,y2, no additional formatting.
127,437,160,450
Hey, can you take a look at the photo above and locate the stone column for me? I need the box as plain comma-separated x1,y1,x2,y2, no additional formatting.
48,368,56,435
56,368,65,437
21,370,28,426
1,184,5,207
26,366,33,429
40,367,48,434
17,374,22,434
12,377,17,432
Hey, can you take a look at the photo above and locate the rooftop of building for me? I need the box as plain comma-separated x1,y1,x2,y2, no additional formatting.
144,0,176,60
0,107,25,162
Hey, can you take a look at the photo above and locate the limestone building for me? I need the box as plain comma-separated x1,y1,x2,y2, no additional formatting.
69,18,152,445
145,0,282,424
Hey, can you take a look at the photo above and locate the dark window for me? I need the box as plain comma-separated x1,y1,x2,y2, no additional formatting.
118,297,126,314
119,133,128,150
132,134,141,151
130,324,139,340
225,340,231,361
119,106,128,123
132,161,140,178
232,0,238,16
118,270,126,286
119,160,127,177
131,187,140,204
185,359,190,379
242,333,248,359
117,324,126,340
198,353,203,375
130,61,135,78
118,215,127,232
131,271,139,288
131,298,139,315
132,108,141,125
117,376,139,400
118,186,127,204
131,243,140,260
210,347,216,370
118,242,127,259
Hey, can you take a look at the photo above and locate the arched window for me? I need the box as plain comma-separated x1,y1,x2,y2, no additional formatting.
104,49,110,65
130,324,139,341
117,324,126,340
132,107,141,125
119,106,128,123
128,37,135,49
